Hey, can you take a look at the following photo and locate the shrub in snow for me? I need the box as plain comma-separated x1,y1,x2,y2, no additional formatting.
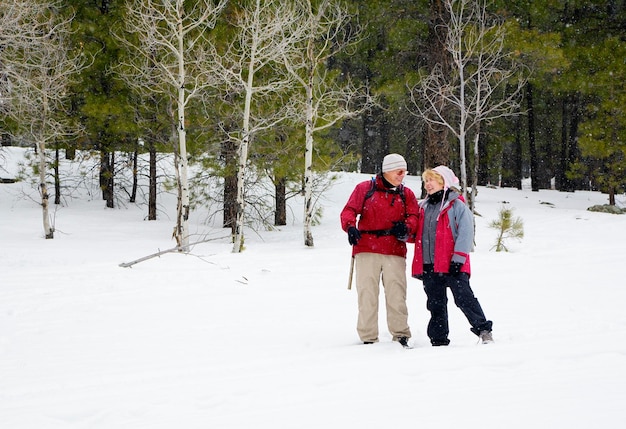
489,206,524,252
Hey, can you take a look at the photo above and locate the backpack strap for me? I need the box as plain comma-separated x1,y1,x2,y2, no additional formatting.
361,176,406,215
358,177,408,238
360,177,377,213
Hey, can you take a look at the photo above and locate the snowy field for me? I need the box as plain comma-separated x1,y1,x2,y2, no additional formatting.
1,146,625,428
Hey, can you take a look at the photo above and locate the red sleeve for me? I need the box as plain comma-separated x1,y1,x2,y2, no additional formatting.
403,187,420,237
340,181,369,232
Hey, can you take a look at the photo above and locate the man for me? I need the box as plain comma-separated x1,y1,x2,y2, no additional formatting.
340,154,419,348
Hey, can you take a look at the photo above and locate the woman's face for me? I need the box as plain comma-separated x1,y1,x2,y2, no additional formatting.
424,174,444,195
382,169,407,187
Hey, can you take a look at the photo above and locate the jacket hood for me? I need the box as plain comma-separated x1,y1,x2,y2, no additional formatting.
433,166,459,190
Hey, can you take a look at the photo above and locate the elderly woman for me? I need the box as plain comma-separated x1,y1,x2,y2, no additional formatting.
412,166,494,346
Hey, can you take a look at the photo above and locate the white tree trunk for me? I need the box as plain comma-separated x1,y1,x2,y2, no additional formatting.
452,0,469,199
409,0,526,205
303,78,315,247
232,53,255,253
1,1,84,240
286,0,371,248
471,130,480,212
176,20,190,251
228,0,307,252
232,103,252,253
38,140,53,239
117,0,226,251
458,61,468,199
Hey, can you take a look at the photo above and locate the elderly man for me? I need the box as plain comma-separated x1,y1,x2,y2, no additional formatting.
340,154,419,348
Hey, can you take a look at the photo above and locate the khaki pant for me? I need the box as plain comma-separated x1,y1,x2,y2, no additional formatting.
355,252,411,342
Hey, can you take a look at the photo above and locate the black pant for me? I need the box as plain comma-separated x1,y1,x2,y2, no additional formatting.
422,270,492,344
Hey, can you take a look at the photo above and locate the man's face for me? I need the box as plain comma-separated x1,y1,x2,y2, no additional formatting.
383,169,407,187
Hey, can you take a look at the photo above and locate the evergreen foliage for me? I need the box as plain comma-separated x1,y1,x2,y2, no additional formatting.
489,205,524,252
3,0,626,245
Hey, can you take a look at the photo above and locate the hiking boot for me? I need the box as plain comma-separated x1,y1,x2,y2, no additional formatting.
398,336,412,349
363,341,374,345
431,338,450,346
479,330,494,344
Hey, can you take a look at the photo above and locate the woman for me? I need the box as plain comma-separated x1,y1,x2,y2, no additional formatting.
412,166,494,346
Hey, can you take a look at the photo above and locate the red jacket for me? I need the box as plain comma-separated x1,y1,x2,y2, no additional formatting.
411,194,472,278
340,175,419,258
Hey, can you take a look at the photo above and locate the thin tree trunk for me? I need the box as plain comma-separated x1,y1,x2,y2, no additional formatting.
54,147,61,205
477,132,489,185
100,150,115,208
526,82,539,192
303,67,315,247
106,151,114,208
148,142,157,220
275,177,287,226
172,124,183,245
457,60,468,199
130,142,138,203
100,149,109,201
419,127,428,197
233,57,255,253
38,140,53,239
542,116,554,189
379,102,390,157
361,109,377,174
568,93,580,190
222,137,238,231
175,22,190,251
470,126,480,213
557,97,568,191
405,123,421,177
501,114,523,189
514,114,523,190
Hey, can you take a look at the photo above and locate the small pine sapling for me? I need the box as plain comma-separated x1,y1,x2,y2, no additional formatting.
489,206,524,252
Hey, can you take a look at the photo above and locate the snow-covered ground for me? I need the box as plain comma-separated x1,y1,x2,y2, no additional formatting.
1,146,625,428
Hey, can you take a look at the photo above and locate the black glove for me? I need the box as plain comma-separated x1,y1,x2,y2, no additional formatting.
347,226,361,246
449,261,463,276
390,221,409,242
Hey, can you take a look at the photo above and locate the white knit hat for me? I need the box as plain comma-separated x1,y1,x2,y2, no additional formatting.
433,165,459,189
382,153,407,173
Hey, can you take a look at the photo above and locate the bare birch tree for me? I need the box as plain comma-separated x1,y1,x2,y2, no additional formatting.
1,0,52,123
215,0,308,253
284,0,373,247
1,0,85,239
1,1,26,112
409,0,526,211
116,0,227,251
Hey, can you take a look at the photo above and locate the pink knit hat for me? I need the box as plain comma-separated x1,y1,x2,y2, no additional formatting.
433,165,459,190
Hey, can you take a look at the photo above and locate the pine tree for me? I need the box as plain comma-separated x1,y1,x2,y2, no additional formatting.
489,205,524,252
573,36,626,205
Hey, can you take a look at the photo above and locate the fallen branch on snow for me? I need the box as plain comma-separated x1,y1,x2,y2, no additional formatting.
119,235,231,268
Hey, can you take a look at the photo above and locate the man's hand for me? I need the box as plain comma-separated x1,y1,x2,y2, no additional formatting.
391,221,408,242
348,227,361,246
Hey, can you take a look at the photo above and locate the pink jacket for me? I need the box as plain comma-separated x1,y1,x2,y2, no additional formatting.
411,194,472,278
